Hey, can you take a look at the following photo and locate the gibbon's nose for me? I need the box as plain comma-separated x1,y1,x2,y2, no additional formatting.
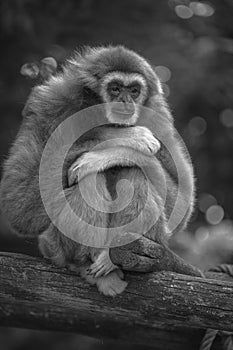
123,101,135,114
117,93,135,114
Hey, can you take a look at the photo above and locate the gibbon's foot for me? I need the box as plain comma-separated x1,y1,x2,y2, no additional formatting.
110,236,204,277
81,266,127,296
96,271,128,296
89,249,118,277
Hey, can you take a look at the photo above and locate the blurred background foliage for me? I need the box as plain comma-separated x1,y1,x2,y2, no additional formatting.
0,0,233,349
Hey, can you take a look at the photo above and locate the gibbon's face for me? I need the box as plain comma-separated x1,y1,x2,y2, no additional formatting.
100,72,148,126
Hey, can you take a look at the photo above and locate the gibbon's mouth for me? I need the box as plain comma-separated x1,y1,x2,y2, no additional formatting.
112,109,134,117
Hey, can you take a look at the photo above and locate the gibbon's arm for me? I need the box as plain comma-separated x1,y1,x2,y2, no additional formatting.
156,133,195,220
0,114,97,237
91,126,160,157
68,146,160,186
0,122,160,237
141,103,195,204
0,117,49,236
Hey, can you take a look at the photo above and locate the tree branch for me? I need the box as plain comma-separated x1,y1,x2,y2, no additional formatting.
0,252,233,350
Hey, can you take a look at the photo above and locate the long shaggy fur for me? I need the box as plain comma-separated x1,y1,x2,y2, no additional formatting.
0,45,195,295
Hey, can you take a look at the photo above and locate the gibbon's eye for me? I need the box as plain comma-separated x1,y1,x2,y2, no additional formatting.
129,85,141,99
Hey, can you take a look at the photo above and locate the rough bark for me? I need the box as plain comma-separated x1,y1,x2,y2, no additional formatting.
0,252,233,350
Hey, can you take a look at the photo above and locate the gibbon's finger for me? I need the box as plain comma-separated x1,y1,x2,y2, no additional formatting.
89,248,118,277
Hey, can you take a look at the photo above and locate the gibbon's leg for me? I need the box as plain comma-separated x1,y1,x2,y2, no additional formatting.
66,169,120,278
107,166,204,278
39,227,127,296
108,164,170,246
156,142,195,235
38,224,89,268
39,172,127,296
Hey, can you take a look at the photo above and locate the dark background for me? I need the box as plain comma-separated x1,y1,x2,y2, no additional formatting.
0,0,233,349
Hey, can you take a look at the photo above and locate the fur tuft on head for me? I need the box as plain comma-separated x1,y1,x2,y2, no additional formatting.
67,45,162,96
23,45,168,125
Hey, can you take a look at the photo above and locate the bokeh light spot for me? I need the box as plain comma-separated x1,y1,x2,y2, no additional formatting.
155,65,171,82
220,109,233,128
175,5,193,19
188,116,207,136
198,193,217,213
206,205,224,225
189,2,215,17
195,227,209,241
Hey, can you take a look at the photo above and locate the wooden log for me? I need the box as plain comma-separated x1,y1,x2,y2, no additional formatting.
0,252,233,350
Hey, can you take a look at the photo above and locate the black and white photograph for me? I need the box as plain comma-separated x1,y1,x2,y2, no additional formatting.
0,1,233,349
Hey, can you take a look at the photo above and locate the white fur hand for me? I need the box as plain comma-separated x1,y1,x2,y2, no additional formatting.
92,126,160,156
134,126,160,155
113,126,160,156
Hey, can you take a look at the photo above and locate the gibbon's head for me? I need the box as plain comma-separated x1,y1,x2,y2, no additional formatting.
67,46,164,126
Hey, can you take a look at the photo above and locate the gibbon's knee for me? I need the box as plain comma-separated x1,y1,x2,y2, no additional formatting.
38,225,66,267
53,172,110,248
39,224,91,267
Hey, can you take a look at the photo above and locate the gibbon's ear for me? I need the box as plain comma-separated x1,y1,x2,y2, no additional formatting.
21,57,58,118
20,57,58,81
40,57,58,80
